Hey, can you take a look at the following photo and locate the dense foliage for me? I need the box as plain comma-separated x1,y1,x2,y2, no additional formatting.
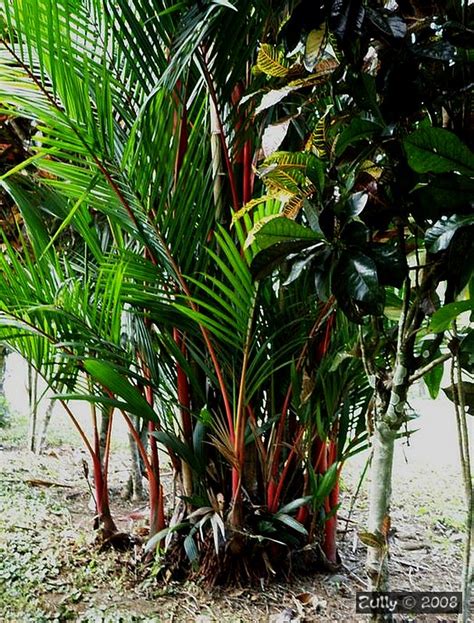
0,0,472,612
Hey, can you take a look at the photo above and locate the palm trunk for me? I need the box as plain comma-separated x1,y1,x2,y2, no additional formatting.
92,454,117,539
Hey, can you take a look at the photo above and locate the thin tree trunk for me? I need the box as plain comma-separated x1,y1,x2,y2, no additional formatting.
0,345,7,395
27,363,38,453
0,346,7,426
123,419,146,502
38,399,54,454
366,422,396,591
365,283,412,622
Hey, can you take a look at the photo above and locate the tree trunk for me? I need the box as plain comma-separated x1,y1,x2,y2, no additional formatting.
366,423,396,591
365,283,412,622
0,345,7,395
123,423,146,502
38,399,54,454
0,346,8,426
124,433,145,502
27,363,38,453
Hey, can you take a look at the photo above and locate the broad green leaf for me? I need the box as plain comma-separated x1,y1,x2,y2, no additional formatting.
413,174,474,223
83,359,158,423
250,216,324,251
429,300,474,333
346,191,368,217
340,220,369,246
425,214,474,253
366,8,406,39
336,118,382,156
404,127,474,175
334,251,385,318
423,361,444,399
311,463,338,508
251,239,322,280
368,242,408,288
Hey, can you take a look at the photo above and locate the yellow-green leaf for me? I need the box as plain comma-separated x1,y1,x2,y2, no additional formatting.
304,26,326,72
256,44,289,78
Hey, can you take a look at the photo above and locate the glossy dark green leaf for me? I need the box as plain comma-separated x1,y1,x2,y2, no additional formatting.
336,118,381,156
404,128,474,175
366,8,406,39
425,214,474,253
282,245,320,286
341,220,369,246
413,174,474,223
333,251,385,319
346,191,368,217
250,217,326,279
368,242,408,287
313,247,334,301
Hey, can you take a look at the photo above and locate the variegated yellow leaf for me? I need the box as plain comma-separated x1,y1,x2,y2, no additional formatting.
256,44,289,78
304,26,327,72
